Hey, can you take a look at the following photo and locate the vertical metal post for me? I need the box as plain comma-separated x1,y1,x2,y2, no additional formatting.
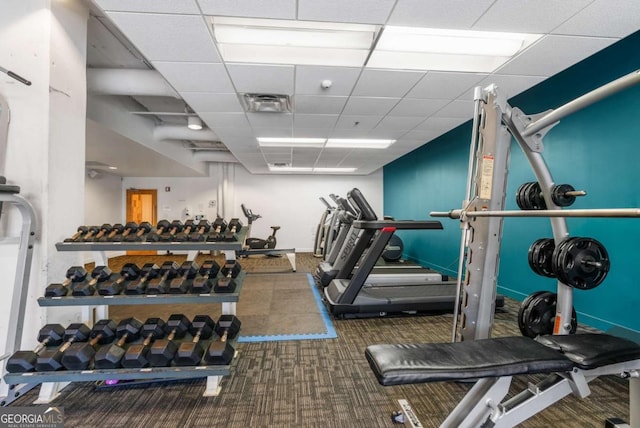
459,88,511,341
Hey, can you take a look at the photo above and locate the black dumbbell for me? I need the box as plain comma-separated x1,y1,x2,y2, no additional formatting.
205,315,241,365
98,223,124,242
60,319,117,370
6,324,66,372
123,221,152,242
64,226,89,242
72,266,113,296
111,222,138,242
159,220,183,242
188,220,211,241
146,261,180,294
35,323,91,371
174,220,196,242
121,318,166,368
87,224,112,242
94,318,144,369
214,260,241,293
145,220,171,242
223,218,243,241
124,263,160,295
206,218,228,242
148,314,191,367
78,225,100,242
44,266,88,297
174,315,215,366
98,263,141,296
191,260,221,294
168,261,199,294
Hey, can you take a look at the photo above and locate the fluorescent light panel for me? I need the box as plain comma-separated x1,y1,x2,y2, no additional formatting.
368,26,542,72
258,137,326,148
326,139,395,149
314,167,357,173
268,164,313,172
212,17,377,67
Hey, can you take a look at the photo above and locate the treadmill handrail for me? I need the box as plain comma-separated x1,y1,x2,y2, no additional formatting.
353,220,443,230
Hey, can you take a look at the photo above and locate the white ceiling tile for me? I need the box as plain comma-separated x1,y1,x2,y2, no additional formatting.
352,69,424,97
388,98,450,117
473,0,592,33
388,0,494,28
330,129,375,138
415,116,467,131
292,128,333,138
433,100,475,118
153,62,234,92
96,0,200,13
294,96,348,114
252,127,293,138
552,0,640,38
247,113,293,128
477,74,547,100
106,12,220,62
293,114,339,129
200,112,250,128
497,35,618,77
226,64,294,94
197,0,296,19
402,129,441,142
297,0,395,24
180,92,243,112
342,97,400,115
374,116,425,130
334,115,383,130
366,129,409,139
295,66,362,96
213,127,255,139
407,72,487,99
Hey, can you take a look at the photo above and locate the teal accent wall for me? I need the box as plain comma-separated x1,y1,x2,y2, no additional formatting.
383,30,640,333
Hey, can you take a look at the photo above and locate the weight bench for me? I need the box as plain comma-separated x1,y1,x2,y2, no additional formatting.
365,334,640,427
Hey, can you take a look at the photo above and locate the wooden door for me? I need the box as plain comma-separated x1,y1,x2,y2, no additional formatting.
126,189,157,255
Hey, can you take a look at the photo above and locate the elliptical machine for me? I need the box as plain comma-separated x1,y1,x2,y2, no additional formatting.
241,204,279,250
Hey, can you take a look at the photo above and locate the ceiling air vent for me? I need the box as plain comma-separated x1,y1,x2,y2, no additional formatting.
241,93,291,113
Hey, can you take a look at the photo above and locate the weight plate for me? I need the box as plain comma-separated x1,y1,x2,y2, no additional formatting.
551,237,575,284
518,291,547,336
557,237,610,289
552,184,576,207
516,183,529,210
528,239,545,276
537,238,556,278
521,292,578,338
527,182,546,210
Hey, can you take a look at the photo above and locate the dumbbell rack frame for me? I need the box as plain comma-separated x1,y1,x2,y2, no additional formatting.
6,235,246,404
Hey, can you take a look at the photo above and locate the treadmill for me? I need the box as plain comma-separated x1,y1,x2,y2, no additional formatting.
315,188,446,287
323,193,505,317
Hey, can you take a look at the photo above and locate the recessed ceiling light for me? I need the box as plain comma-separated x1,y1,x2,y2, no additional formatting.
368,26,541,72
258,137,326,148
108,166,118,170
211,17,378,67
268,164,313,172
326,139,395,149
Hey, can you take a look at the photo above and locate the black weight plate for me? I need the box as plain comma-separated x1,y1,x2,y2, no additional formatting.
558,237,610,289
516,183,529,210
518,290,547,336
522,291,556,338
527,182,546,210
552,237,575,284
528,239,545,276
537,238,556,278
552,184,576,207
522,182,536,210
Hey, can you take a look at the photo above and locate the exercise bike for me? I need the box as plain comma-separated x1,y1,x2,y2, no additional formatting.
241,204,279,250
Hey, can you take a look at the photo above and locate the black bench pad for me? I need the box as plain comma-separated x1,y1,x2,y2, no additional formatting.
365,336,574,386
536,333,640,369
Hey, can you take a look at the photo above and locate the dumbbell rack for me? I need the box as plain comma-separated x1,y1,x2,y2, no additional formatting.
7,234,246,404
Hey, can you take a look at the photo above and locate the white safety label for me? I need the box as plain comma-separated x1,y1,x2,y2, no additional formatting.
397,399,424,428
479,154,494,200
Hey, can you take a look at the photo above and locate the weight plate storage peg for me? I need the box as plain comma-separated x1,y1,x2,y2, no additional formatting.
552,237,610,290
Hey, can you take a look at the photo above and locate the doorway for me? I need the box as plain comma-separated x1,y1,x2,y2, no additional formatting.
126,189,157,255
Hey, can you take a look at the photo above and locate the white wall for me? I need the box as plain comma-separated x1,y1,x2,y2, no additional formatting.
120,164,384,252
85,172,122,226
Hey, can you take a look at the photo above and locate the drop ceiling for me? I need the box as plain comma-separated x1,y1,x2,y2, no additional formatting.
86,0,640,176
